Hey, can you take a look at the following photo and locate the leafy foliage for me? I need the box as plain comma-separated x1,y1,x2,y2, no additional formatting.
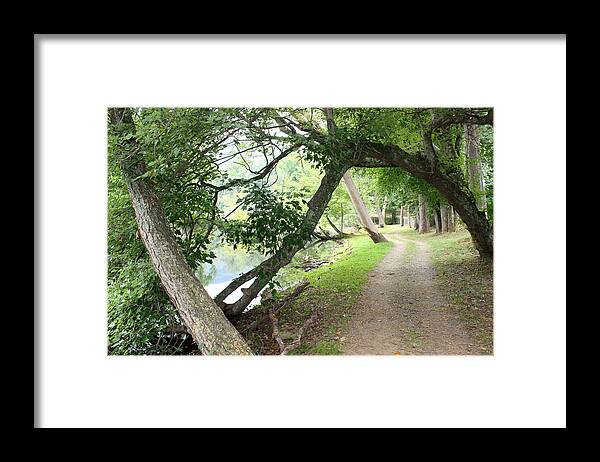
107,106,493,354
107,107,334,353
224,184,309,255
107,154,178,354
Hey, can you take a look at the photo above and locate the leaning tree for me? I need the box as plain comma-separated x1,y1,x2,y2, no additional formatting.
108,107,494,353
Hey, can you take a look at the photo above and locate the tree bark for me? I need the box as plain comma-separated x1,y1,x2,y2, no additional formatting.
342,173,387,242
433,207,441,233
377,204,385,228
400,205,404,226
323,107,386,244
109,108,253,355
215,161,351,317
418,194,430,234
440,204,448,233
287,108,493,258
465,124,488,214
356,142,493,259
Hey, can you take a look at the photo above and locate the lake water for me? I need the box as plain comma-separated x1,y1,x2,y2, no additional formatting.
196,239,346,310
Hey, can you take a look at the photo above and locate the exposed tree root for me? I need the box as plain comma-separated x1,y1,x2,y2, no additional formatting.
312,231,346,241
269,302,318,355
241,281,310,334
294,257,329,271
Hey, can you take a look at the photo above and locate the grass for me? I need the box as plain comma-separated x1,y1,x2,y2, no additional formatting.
238,223,493,355
239,232,393,355
408,329,423,347
409,225,494,353
303,234,393,296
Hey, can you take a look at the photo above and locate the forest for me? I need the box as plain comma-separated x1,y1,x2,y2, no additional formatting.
107,107,494,356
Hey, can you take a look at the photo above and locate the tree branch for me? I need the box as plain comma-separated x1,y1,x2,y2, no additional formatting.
428,108,493,131
215,160,350,317
270,301,318,355
193,143,299,193
241,281,310,333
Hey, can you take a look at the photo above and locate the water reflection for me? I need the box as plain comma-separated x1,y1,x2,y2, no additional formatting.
196,245,265,308
196,240,344,310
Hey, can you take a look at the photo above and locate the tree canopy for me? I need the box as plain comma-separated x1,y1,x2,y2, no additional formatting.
108,107,493,354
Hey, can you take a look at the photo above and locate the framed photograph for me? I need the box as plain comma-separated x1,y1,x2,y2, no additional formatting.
34,34,566,428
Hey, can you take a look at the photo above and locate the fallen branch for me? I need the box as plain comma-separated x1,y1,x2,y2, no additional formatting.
214,162,350,317
304,233,348,252
241,281,310,333
269,305,286,353
318,226,332,237
269,303,318,355
293,256,329,271
325,215,344,235
312,231,345,241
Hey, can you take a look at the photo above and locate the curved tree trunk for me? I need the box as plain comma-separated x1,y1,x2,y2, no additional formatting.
285,109,493,258
421,175,488,252
215,161,350,318
109,108,253,355
323,107,386,244
359,142,493,259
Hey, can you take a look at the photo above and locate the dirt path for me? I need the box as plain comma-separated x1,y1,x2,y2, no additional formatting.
341,232,477,355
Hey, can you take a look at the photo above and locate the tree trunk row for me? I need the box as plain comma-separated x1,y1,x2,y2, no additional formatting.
418,194,430,234
358,141,492,259
465,123,488,215
389,202,457,234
